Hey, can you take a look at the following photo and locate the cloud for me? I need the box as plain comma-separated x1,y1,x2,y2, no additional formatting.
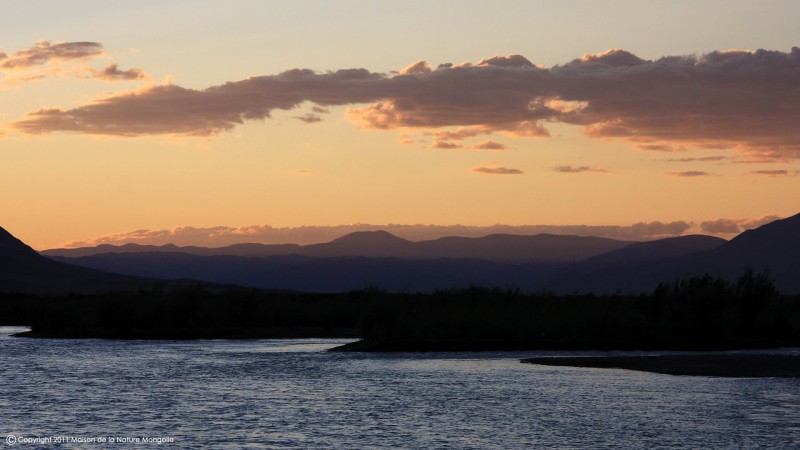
11,47,800,160
59,220,699,248
665,156,729,162
430,127,492,141
472,140,509,150
399,60,432,75
749,169,792,176
472,166,524,175
630,220,692,238
666,171,710,177
638,144,684,152
14,68,386,136
700,219,741,234
701,215,782,235
430,140,463,149
295,113,323,123
1,41,146,85
95,63,146,81
1,41,102,69
553,165,609,173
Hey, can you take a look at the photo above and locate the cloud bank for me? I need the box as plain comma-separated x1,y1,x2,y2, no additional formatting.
11,47,800,158
701,215,781,235
60,220,699,249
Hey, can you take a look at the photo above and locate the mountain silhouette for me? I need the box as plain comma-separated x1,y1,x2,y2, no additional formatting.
0,226,210,294
44,231,723,293
43,231,632,262
546,213,800,293
696,212,800,291
32,214,800,294
575,235,726,270
414,234,630,262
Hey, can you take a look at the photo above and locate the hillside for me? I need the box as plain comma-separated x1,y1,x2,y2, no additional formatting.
0,226,207,294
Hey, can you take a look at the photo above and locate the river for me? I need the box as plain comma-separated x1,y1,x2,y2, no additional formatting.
1,327,798,448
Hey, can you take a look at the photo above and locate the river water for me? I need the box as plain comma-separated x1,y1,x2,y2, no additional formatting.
1,326,799,448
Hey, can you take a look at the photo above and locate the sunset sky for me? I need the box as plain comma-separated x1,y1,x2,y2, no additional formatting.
2,1,799,249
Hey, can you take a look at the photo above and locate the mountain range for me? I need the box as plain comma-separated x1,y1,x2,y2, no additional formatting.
3,213,799,294
42,231,634,262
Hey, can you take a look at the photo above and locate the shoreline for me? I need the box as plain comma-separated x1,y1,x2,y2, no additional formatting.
12,327,359,340
329,339,790,353
522,354,800,377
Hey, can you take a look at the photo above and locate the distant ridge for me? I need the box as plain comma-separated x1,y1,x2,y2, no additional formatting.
330,230,412,245
43,231,633,263
33,214,800,294
546,213,800,293
576,235,726,270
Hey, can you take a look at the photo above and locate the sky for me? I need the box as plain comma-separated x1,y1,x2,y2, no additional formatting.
2,0,799,249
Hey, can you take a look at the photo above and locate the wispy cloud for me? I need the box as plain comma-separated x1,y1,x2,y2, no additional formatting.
429,127,492,141
472,140,509,150
553,165,610,174
749,169,794,177
665,156,729,163
666,171,711,177
1,41,147,85
9,46,800,160
431,140,463,149
295,113,323,123
94,63,146,81
638,144,684,152
472,166,524,175
1,41,102,69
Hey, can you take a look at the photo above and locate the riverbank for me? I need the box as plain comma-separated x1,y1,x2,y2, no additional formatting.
522,353,800,377
13,326,358,340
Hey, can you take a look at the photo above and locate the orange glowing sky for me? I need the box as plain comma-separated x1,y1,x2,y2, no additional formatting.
2,1,799,249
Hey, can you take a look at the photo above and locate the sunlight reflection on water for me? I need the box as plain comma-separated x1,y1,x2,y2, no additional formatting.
1,327,799,448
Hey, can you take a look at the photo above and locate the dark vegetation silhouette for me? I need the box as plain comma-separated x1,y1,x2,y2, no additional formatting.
3,269,798,351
